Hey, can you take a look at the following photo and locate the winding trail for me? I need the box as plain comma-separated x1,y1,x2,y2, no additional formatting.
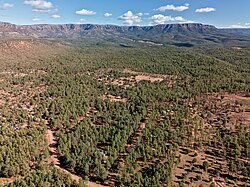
46,129,105,187
46,130,60,166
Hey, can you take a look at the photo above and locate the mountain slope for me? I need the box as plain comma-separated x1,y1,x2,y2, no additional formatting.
0,22,217,38
0,22,249,46
222,28,250,36
0,39,67,66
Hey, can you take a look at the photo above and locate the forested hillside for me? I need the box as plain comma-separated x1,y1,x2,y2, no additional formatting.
0,40,249,187
1,22,250,46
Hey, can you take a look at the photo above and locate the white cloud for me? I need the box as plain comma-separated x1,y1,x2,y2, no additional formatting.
104,12,112,17
76,9,96,15
226,24,250,28
119,11,142,26
195,7,216,13
24,0,53,9
156,4,189,12
174,16,185,21
1,3,14,9
51,14,60,19
32,9,49,12
32,8,57,13
137,12,150,16
180,20,195,24
150,14,186,25
32,17,41,22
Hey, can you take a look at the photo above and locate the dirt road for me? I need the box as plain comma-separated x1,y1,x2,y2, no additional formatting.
46,129,106,187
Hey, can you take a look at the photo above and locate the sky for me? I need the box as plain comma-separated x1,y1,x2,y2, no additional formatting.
0,0,249,28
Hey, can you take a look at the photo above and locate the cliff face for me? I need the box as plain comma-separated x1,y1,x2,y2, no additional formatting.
1,22,249,46
0,22,218,39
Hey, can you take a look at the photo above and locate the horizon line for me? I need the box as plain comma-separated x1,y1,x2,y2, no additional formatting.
1,21,250,29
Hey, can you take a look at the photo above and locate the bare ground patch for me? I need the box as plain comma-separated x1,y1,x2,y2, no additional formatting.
102,94,128,103
97,68,177,88
171,147,241,187
171,91,250,187
0,177,15,186
0,82,48,107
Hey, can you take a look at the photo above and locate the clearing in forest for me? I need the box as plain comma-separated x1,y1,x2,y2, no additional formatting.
223,93,250,126
123,68,168,83
102,94,128,103
0,178,15,186
97,68,177,88
172,147,237,187
171,92,250,187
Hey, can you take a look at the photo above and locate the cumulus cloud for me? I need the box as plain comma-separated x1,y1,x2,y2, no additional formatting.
76,9,96,15
156,4,189,12
104,12,112,17
1,3,14,9
195,7,216,13
51,14,60,19
119,11,142,26
24,0,53,9
150,14,186,25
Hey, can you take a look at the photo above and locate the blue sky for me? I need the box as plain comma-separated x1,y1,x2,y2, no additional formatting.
0,0,249,28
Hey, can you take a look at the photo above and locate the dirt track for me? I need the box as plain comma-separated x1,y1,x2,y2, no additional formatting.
46,129,106,187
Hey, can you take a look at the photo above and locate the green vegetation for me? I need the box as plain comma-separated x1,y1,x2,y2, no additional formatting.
3,165,82,187
0,41,249,186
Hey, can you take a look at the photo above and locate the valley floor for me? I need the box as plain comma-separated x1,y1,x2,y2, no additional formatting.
0,40,249,187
